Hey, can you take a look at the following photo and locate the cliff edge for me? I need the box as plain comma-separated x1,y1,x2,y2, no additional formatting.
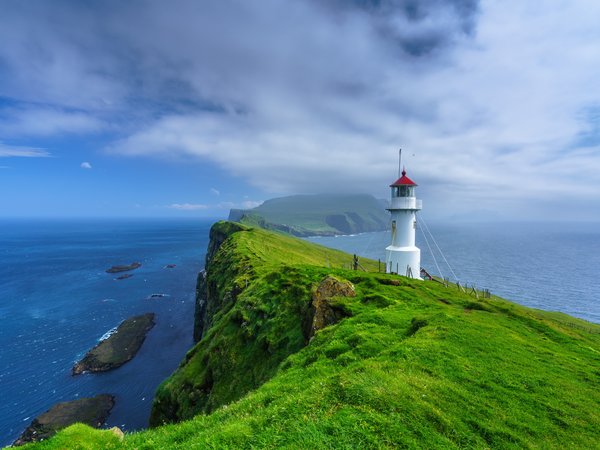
151,221,364,425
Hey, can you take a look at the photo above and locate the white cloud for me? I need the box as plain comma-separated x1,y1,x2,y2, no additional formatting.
210,188,220,196
168,203,208,211
217,202,235,210
80,161,92,169
217,200,263,210
241,200,262,209
104,1,600,217
0,142,50,158
0,107,104,138
2,1,600,219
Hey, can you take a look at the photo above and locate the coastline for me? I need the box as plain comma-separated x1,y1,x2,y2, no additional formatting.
0,218,210,447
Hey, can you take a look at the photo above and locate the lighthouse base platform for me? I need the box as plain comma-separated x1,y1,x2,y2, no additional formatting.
385,245,422,280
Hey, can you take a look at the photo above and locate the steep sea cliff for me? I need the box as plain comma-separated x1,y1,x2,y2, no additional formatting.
147,221,599,448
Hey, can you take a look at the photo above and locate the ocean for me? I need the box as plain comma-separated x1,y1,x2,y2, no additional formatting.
0,218,211,446
307,221,600,324
1,218,599,446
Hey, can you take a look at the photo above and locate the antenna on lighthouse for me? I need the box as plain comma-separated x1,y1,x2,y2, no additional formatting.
398,148,402,178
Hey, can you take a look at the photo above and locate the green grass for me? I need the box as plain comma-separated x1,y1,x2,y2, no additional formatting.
18,222,600,449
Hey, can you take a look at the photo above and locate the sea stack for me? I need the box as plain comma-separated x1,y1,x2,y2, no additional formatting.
385,151,422,278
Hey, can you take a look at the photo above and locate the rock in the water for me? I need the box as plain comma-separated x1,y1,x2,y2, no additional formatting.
307,276,355,339
105,262,142,273
14,394,114,446
73,313,155,375
116,273,134,280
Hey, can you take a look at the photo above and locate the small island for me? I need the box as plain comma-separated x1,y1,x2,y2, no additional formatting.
105,262,142,273
115,273,134,280
72,313,155,375
14,394,114,446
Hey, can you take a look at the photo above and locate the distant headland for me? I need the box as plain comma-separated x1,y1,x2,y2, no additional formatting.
228,193,389,236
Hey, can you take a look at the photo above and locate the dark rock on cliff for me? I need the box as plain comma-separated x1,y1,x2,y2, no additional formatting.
14,394,114,446
73,313,155,375
193,270,207,342
193,221,250,342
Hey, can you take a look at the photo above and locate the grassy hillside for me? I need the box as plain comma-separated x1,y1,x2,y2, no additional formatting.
19,222,600,449
229,194,389,236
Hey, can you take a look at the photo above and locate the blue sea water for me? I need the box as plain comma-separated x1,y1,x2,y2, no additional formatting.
307,221,600,325
0,218,212,446
1,219,599,446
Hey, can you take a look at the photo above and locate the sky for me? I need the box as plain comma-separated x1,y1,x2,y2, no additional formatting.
1,0,599,220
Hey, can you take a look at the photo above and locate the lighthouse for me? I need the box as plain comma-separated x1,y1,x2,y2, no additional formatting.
385,159,422,278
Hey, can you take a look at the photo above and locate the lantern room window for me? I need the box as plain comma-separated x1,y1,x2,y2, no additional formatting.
396,186,414,197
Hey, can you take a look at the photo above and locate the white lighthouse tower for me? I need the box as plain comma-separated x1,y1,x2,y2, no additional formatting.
385,156,422,278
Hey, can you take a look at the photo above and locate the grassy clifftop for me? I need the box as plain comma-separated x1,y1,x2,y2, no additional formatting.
229,194,389,236
20,222,600,449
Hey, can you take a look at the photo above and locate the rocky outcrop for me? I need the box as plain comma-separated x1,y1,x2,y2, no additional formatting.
73,313,155,375
116,273,133,280
14,394,114,446
109,426,125,440
306,276,355,339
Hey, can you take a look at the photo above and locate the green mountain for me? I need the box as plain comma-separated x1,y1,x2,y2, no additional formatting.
20,222,600,449
228,193,389,236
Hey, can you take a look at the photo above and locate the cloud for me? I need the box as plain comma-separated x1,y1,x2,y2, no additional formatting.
241,200,262,209
168,203,208,210
217,200,263,210
0,142,50,158
80,161,92,169
217,202,235,210
102,1,600,203
1,1,600,218
0,107,104,138
210,188,220,196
